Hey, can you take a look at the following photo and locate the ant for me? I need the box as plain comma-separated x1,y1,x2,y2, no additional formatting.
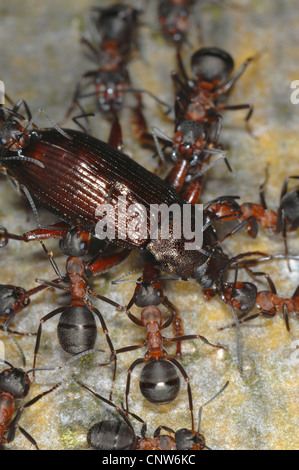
76,378,229,450
0,222,129,327
0,351,105,449
0,359,64,449
205,175,299,264
160,46,254,200
66,3,169,148
112,257,185,356
67,4,139,116
215,268,299,342
30,226,131,397
158,119,230,203
172,46,254,130
134,49,242,202
110,285,225,429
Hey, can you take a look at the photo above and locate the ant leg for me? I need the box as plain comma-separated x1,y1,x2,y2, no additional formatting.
162,297,184,357
6,380,63,448
151,125,173,167
75,379,136,433
216,103,254,122
33,307,66,374
259,165,270,209
88,305,117,400
218,57,254,95
86,248,131,277
230,304,243,375
168,356,194,430
108,114,123,151
164,333,225,351
65,70,97,120
153,425,175,438
124,357,146,413
12,99,33,122
282,304,296,341
209,215,259,246
279,175,299,201
245,269,277,293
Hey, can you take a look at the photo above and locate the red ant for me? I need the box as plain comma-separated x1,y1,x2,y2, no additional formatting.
0,359,65,449
162,46,254,201
215,269,299,342
29,226,131,397
67,4,139,117
76,378,229,450
110,285,225,429
172,46,254,129
66,4,170,148
0,351,105,449
112,257,185,356
204,175,299,262
135,48,247,202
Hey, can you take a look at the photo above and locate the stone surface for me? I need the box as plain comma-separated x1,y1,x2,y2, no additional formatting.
0,0,298,450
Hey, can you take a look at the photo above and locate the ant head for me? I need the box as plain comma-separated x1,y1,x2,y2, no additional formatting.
0,284,27,317
223,281,257,314
175,428,206,450
0,113,25,152
135,280,163,308
191,47,234,85
0,366,30,399
178,120,208,148
279,188,299,232
90,4,138,56
59,228,91,258
87,420,136,450
139,359,180,404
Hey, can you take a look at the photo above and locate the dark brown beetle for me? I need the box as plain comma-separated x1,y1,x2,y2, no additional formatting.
0,104,249,291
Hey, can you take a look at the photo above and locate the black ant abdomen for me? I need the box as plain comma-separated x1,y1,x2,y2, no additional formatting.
57,305,97,355
87,420,135,450
139,359,180,404
190,47,234,86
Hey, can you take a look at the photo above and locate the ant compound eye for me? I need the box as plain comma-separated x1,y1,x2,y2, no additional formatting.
139,360,180,404
87,420,135,450
191,47,234,84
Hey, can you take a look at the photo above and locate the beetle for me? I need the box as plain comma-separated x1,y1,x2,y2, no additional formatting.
0,103,255,293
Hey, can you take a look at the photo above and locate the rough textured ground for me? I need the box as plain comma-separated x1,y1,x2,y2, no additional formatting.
0,0,298,450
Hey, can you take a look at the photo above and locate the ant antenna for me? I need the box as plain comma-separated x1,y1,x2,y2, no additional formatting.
198,380,229,433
